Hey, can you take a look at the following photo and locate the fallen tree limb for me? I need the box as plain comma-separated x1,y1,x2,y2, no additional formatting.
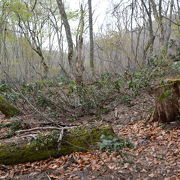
15,126,76,135
0,124,115,165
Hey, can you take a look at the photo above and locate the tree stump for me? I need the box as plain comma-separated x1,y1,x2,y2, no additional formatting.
151,79,180,123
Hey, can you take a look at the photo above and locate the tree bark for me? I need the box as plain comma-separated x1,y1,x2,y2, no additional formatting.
0,125,115,165
56,0,74,68
165,0,174,52
88,0,95,75
75,5,85,85
150,0,165,49
151,79,180,123
141,0,155,62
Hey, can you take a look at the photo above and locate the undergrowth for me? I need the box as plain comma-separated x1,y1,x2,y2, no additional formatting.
0,119,22,139
98,134,134,152
0,53,179,121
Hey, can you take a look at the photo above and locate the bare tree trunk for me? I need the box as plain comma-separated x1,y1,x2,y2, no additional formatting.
148,0,154,55
158,0,165,48
177,0,180,17
150,0,165,49
141,0,155,59
56,0,74,69
56,0,85,83
88,0,95,76
130,0,135,62
32,47,49,79
17,17,49,79
165,0,174,52
75,5,85,85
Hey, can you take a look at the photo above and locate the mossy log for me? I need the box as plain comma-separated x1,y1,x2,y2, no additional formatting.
152,79,180,123
0,96,20,118
0,125,115,165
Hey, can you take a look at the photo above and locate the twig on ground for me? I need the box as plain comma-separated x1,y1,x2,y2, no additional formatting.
45,172,52,180
19,134,38,139
15,126,76,135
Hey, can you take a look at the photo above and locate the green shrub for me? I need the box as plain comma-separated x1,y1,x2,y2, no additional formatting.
171,62,180,74
127,69,150,96
9,119,22,132
0,81,11,92
3,92,20,102
36,95,51,108
98,135,134,152
1,119,22,139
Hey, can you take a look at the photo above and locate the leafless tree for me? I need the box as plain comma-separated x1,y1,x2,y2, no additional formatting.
88,0,95,76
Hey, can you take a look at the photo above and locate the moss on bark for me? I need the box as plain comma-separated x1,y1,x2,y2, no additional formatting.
0,96,20,118
152,79,180,123
0,125,115,165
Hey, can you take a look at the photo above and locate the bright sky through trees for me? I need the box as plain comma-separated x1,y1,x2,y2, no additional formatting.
67,0,112,32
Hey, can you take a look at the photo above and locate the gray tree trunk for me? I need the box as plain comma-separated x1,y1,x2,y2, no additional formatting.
75,5,85,85
56,0,74,69
150,0,165,49
165,0,174,52
88,0,95,75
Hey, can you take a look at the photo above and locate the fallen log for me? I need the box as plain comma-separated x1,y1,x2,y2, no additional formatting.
151,79,180,123
0,96,20,118
0,124,115,165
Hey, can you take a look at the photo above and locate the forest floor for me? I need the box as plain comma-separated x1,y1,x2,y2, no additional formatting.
0,91,179,180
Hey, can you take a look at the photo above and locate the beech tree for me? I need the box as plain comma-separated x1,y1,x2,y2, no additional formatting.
56,0,85,84
0,0,179,82
0,0,50,80
88,0,95,76
15,1,49,79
